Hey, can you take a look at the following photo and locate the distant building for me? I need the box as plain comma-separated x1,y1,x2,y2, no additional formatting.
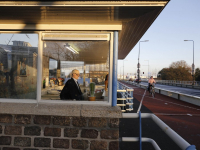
0,41,37,72
12,41,32,47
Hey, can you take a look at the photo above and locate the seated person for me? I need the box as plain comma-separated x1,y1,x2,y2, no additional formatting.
148,76,156,93
60,69,83,100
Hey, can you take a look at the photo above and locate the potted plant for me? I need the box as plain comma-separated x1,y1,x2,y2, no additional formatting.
58,78,64,86
88,82,96,101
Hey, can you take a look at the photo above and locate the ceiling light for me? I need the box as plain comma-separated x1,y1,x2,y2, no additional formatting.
64,43,79,54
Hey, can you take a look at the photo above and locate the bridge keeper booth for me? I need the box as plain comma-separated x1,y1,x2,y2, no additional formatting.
0,1,169,149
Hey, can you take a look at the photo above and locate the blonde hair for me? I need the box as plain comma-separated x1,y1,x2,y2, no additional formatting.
71,69,79,77
72,69,79,74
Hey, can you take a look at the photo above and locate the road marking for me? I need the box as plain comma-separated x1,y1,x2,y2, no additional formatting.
153,97,200,111
133,93,200,111
123,84,200,111
154,113,200,116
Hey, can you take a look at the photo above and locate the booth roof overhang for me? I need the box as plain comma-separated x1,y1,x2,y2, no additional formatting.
0,0,170,59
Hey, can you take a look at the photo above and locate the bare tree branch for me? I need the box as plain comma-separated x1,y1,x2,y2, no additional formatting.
7,34,14,45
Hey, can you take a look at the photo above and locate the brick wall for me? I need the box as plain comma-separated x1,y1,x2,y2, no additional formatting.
0,114,119,150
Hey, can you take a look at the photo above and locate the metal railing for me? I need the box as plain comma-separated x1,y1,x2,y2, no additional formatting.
141,79,200,89
124,80,200,107
122,113,196,150
155,80,199,85
119,80,196,149
117,81,134,112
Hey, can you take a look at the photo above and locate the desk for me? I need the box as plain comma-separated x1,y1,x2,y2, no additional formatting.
41,85,108,101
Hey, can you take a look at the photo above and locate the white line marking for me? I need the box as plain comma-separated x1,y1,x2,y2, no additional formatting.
154,113,200,116
130,91,200,111
123,83,200,110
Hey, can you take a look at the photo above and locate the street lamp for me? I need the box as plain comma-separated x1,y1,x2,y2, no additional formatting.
123,59,128,80
184,40,195,85
120,66,123,79
138,40,149,83
144,60,149,79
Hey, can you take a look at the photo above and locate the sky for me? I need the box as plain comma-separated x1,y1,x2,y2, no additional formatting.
118,0,200,77
0,33,38,47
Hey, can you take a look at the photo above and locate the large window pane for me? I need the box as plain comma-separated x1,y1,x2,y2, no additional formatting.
42,41,109,101
0,33,38,99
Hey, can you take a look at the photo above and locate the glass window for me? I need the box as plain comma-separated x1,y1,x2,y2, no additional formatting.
42,41,109,101
0,33,38,99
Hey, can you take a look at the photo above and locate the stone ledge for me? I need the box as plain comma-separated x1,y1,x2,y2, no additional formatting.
0,103,122,118
81,105,122,118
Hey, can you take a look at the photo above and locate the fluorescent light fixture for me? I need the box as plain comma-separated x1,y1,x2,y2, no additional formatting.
65,44,79,54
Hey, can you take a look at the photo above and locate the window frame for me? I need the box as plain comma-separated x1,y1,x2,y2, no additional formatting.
0,31,114,106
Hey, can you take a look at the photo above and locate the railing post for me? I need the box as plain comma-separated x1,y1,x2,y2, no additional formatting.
139,111,142,150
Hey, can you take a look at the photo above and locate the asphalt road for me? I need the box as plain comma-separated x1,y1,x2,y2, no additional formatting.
140,82,200,97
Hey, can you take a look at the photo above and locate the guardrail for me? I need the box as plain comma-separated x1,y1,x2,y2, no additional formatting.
122,113,196,150
119,80,196,150
124,81,200,107
156,80,199,85
117,82,134,112
141,80,200,90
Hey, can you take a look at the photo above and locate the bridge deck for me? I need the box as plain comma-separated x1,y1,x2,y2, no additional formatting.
119,83,200,150
141,81,200,97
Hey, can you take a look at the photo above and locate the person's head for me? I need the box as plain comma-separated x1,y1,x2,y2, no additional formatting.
150,76,153,79
72,69,80,80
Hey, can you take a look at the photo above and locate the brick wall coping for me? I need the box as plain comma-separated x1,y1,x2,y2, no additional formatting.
0,103,122,118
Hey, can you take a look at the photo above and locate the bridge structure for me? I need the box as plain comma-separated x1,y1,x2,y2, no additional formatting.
118,80,199,150
2,1,198,150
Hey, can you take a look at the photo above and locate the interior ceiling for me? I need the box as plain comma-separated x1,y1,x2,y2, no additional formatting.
44,41,109,64
0,1,169,59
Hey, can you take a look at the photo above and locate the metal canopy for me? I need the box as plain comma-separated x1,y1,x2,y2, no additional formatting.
0,0,169,59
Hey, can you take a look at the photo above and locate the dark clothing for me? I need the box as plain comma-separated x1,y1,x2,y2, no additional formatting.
105,74,108,81
148,83,154,92
60,78,83,100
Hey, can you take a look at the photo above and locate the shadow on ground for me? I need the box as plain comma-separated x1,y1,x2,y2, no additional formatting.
119,97,181,150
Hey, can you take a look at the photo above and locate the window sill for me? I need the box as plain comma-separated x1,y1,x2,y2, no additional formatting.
0,102,122,118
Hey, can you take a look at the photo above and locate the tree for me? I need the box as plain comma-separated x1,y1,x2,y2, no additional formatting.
158,60,193,81
158,68,170,80
169,60,190,69
195,68,200,81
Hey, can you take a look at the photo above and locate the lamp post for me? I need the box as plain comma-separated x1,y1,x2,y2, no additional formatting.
184,40,195,85
138,40,149,84
123,60,128,80
144,60,149,79
120,66,123,79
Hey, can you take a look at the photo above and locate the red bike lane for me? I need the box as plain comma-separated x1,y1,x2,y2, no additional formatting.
122,83,200,149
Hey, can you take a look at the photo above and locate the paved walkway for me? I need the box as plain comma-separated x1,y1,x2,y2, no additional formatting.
119,83,200,150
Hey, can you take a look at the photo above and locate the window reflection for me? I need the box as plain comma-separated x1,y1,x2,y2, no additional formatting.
42,41,109,101
0,34,38,99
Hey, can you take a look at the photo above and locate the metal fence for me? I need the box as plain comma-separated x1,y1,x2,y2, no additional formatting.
155,80,199,85
124,80,200,107
119,80,196,150
117,81,134,112
122,113,196,150
140,79,200,90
